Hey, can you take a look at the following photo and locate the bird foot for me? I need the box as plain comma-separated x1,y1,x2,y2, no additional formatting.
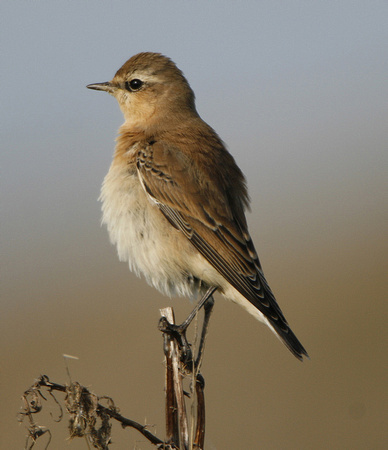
158,317,194,369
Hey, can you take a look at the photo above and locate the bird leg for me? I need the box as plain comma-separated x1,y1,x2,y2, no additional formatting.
194,294,215,371
159,286,217,369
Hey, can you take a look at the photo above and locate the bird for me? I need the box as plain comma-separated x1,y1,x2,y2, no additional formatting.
87,52,308,361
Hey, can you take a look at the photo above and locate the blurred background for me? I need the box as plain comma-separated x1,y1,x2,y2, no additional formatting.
2,1,387,448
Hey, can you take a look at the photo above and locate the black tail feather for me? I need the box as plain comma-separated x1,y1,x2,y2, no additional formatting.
271,320,309,361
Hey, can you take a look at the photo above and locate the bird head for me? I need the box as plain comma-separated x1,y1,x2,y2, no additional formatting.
87,52,197,130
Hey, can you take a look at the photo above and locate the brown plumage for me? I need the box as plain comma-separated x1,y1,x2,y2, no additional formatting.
87,52,308,360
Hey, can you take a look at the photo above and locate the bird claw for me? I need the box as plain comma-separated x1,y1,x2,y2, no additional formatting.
158,317,194,369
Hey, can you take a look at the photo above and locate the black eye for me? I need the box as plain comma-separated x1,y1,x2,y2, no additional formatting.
126,79,143,91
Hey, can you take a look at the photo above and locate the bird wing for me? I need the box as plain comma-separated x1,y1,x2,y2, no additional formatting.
136,139,308,359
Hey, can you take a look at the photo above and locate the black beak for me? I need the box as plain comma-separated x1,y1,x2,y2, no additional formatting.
86,82,116,93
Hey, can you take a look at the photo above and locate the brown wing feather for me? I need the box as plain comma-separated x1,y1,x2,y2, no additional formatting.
137,140,283,317
136,138,308,360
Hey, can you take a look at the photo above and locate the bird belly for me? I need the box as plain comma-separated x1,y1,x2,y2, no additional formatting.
100,162,221,299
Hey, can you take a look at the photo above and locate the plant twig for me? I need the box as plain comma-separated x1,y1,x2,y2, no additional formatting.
161,307,189,450
18,375,164,449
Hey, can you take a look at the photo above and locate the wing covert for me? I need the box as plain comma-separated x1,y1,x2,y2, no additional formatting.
136,140,288,327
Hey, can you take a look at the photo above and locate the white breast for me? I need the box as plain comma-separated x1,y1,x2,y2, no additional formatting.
100,161,210,298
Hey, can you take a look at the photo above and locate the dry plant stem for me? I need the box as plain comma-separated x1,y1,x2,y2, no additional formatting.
159,287,216,371
98,404,163,446
161,307,189,450
160,306,208,450
21,375,164,448
164,329,180,446
194,374,205,450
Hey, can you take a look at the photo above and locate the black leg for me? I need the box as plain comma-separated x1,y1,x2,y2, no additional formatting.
177,286,217,331
195,294,215,371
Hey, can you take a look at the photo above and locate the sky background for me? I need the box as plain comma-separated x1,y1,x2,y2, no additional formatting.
2,1,388,449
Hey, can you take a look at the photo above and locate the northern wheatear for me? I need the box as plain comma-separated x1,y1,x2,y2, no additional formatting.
87,52,308,361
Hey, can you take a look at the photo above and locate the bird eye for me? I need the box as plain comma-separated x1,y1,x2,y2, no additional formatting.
126,79,144,91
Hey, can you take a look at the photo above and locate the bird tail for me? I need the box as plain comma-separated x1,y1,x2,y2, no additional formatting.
266,318,309,361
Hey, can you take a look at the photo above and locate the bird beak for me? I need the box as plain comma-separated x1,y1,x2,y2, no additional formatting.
86,81,116,93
